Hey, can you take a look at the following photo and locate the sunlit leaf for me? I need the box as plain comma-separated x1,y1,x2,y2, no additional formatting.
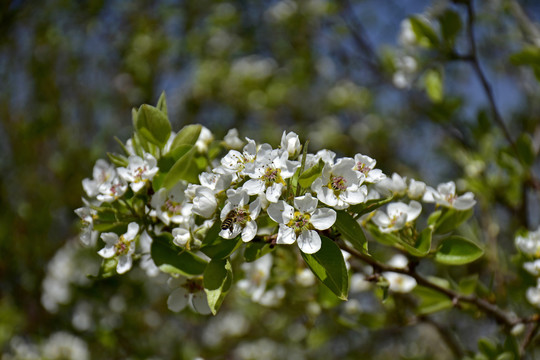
435,236,483,265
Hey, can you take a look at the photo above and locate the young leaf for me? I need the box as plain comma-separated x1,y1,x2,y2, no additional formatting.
434,208,473,234
203,258,233,315
438,9,462,47
161,146,197,189
135,104,171,148
424,68,444,103
413,286,453,315
516,133,535,167
156,91,168,118
435,236,484,265
409,16,440,47
335,210,368,253
151,234,207,276
298,159,324,189
301,236,349,300
169,124,202,152
107,152,129,167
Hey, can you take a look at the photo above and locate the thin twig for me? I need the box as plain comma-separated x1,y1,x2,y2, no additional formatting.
340,241,524,327
521,320,540,358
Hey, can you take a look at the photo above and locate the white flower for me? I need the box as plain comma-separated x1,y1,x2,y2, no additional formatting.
524,259,540,276
527,279,540,307
237,254,273,303
96,175,128,203
353,154,386,183
383,254,417,293
150,182,191,226
399,18,417,47
311,157,367,210
98,222,139,274
267,193,336,254
376,173,408,197
117,154,158,193
280,131,301,159
74,206,98,247
199,172,232,192
82,159,116,198
218,138,272,176
167,277,211,315
515,227,540,256
139,231,159,277
372,200,422,233
195,126,214,153
243,149,300,202
408,179,426,199
423,181,476,210
219,189,261,242
223,128,244,149
191,185,218,219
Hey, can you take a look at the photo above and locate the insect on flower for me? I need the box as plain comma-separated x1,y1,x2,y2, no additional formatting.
221,209,237,232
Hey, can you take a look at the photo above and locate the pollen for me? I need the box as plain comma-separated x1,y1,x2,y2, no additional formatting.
329,176,347,192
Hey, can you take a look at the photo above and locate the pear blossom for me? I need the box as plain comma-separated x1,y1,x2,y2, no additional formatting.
267,193,336,254
139,231,159,277
243,149,300,202
117,154,158,193
172,222,192,248
237,253,273,303
223,128,244,149
150,182,191,226
189,185,218,219
98,222,139,274
74,206,98,246
372,200,422,233
311,157,367,210
353,154,386,183
280,131,301,158
82,159,116,198
423,181,476,210
96,175,128,203
167,277,211,315
526,279,540,307
376,172,408,197
195,126,214,153
219,188,261,242
382,254,417,293
408,179,426,199
515,227,540,256
218,138,272,176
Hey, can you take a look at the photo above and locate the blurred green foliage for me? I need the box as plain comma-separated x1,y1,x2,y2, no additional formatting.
2,0,540,359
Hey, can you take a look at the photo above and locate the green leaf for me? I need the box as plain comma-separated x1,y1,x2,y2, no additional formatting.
516,133,535,167
409,16,440,47
170,124,202,149
438,9,462,46
478,338,498,358
200,221,243,259
301,236,349,300
427,210,442,226
134,104,171,148
156,91,168,118
510,46,540,81
158,144,192,172
435,236,484,265
244,241,274,262
298,159,324,189
424,68,444,103
151,234,207,276
203,258,233,315
161,146,198,189
335,210,367,253
107,152,128,167
458,274,478,295
413,286,453,315
434,208,473,234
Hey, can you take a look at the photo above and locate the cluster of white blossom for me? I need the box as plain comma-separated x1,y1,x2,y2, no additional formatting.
4,332,89,360
515,227,540,307
77,125,477,312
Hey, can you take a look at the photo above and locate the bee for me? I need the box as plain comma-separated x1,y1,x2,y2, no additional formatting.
221,210,237,231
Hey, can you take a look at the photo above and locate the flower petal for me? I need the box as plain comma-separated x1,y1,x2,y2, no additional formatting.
297,230,321,254
311,208,337,230
167,287,189,312
276,224,296,245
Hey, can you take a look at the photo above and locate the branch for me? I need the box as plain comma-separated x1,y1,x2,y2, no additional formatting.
339,241,527,328
520,320,540,358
